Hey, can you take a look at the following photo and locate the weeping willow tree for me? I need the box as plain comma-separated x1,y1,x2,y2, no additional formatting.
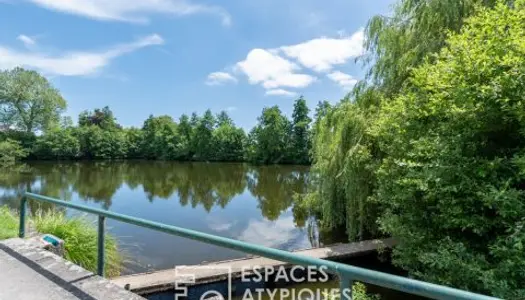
305,100,380,241
305,0,501,242
363,0,498,96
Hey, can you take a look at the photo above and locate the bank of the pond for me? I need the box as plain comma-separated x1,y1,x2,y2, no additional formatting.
0,206,122,277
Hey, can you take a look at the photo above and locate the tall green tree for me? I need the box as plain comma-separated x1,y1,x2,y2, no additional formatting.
0,67,66,133
194,110,216,160
374,2,525,297
141,115,181,159
78,106,120,129
363,0,499,96
189,112,201,159
247,106,292,164
177,114,193,160
291,97,312,164
77,126,127,159
216,111,233,127
213,123,246,162
304,99,380,241
125,128,144,159
305,0,504,244
311,101,332,145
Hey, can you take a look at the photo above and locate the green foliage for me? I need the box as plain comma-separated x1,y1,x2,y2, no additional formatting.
304,0,525,297
373,2,525,297
246,106,293,164
0,130,37,150
193,109,216,160
0,206,18,239
363,0,498,96
0,206,122,277
305,100,380,241
291,97,312,164
33,210,122,277
177,114,193,160
352,282,380,300
216,110,233,126
137,111,247,162
312,101,331,134
0,139,27,166
34,128,80,159
0,67,312,164
213,123,246,161
79,106,120,130
77,126,128,159
124,127,144,158
141,115,182,159
76,107,127,159
0,67,66,133
305,0,506,243
305,0,508,244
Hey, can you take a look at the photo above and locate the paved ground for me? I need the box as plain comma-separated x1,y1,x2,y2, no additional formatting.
0,238,144,300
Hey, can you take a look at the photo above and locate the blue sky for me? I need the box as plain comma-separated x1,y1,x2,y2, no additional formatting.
0,0,395,129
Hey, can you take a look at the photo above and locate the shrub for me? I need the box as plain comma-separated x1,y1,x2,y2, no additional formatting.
0,139,27,166
33,129,81,159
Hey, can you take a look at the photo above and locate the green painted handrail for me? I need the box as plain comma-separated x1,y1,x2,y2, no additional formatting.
19,192,499,300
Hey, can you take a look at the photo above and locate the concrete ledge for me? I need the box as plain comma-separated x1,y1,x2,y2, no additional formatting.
0,238,145,300
112,238,396,295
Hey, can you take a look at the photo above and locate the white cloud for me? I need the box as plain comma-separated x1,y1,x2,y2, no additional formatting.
211,29,364,96
206,216,236,232
17,35,36,48
225,106,237,112
238,216,310,249
327,71,357,90
280,29,364,72
235,48,315,90
27,0,231,26
0,34,164,76
206,72,237,86
265,89,297,97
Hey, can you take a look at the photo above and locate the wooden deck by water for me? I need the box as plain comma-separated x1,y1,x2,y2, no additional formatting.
112,238,395,295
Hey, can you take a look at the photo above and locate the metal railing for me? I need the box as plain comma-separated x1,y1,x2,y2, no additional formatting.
18,192,499,300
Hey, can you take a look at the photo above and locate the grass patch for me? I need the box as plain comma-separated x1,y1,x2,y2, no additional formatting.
0,206,122,277
0,206,18,239
33,211,122,277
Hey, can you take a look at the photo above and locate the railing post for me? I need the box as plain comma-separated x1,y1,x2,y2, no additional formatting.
339,273,352,300
97,215,105,277
19,196,27,238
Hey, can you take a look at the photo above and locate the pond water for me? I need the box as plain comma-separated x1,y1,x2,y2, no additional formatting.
0,161,327,274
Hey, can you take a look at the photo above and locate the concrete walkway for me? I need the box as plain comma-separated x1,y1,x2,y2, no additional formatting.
0,238,144,300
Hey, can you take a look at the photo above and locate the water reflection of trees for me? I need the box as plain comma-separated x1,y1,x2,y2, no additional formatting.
0,162,310,222
247,165,309,221
124,162,248,212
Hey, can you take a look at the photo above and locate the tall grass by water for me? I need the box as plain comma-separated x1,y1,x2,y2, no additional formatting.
0,206,122,277
0,206,18,239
